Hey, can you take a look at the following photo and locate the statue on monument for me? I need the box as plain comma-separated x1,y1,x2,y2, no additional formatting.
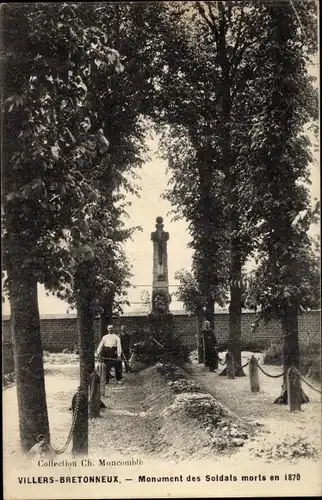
151,216,169,281
151,216,171,313
157,239,166,279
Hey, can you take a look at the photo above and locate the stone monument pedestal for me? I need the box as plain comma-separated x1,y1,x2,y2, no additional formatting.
148,312,174,362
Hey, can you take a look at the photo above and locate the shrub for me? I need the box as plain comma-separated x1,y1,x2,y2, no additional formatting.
263,342,321,381
263,343,283,365
131,332,191,367
218,340,269,353
299,343,321,382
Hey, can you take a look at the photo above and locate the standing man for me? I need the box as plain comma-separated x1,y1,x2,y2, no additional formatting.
202,320,218,372
120,325,131,373
96,325,123,384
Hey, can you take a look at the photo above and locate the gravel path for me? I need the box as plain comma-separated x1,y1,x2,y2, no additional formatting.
89,371,163,458
184,354,322,462
3,363,162,463
3,356,321,468
4,358,321,498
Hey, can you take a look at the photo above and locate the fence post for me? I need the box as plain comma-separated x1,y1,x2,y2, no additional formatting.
72,388,88,456
96,361,106,397
287,367,302,412
249,355,260,392
227,352,235,379
89,371,101,418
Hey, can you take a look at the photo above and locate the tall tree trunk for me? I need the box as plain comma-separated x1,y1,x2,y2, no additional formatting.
274,305,309,404
100,291,114,337
77,296,95,397
204,296,215,329
8,266,50,452
76,262,95,396
197,312,204,363
217,3,244,377
228,244,245,376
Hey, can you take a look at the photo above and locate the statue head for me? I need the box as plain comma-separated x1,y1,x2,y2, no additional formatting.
155,216,164,230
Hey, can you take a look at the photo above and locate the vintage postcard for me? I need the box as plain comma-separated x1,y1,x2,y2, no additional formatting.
2,1,321,499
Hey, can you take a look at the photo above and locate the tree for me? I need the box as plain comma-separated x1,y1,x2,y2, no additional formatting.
1,3,127,450
150,1,272,375
2,2,178,438
242,0,318,402
174,270,207,362
160,126,230,332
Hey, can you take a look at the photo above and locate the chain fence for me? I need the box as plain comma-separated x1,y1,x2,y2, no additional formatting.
220,352,321,393
28,388,82,458
257,364,287,379
233,358,250,369
51,388,81,454
22,344,322,458
293,366,322,394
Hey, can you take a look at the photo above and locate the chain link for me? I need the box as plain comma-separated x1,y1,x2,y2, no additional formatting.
257,363,287,379
216,352,321,393
292,367,322,394
234,359,250,369
52,389,81,455
228,354,249,370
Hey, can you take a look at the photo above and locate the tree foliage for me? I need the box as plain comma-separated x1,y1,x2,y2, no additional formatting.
1,2,152,448
241,0,318,322
174,269,206,316
149,1,318,376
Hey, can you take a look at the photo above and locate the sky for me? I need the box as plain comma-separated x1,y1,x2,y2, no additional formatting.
2,134,194,316
2,64,319,318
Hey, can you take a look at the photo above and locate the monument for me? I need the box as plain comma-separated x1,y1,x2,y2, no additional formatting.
151,216,171,313
148,216,174,352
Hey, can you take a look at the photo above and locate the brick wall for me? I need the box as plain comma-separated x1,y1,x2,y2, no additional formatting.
2,310,320,371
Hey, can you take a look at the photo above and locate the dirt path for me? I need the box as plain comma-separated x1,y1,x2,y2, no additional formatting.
3,357,321,469
3,363,163,463
184,357,322,461
89,370,163,458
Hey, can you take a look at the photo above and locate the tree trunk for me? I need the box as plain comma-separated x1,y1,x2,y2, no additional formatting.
204,296,215,329
100,291,114,337
274,306,309,404
204,297,218,369
77,296,95,396
228,250,245,377
196,313,204,363
217,5,245,377
8,266,50,452
76,262,95,397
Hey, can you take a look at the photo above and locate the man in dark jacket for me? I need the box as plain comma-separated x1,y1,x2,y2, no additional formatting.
202,320,218,372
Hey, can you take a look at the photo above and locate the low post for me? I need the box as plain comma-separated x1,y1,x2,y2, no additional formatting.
287,367,302,412
226,352,235,379
214,347,219,371
96,361,106,397
89,371,101,418
249,355,260,392
72,387,88,456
